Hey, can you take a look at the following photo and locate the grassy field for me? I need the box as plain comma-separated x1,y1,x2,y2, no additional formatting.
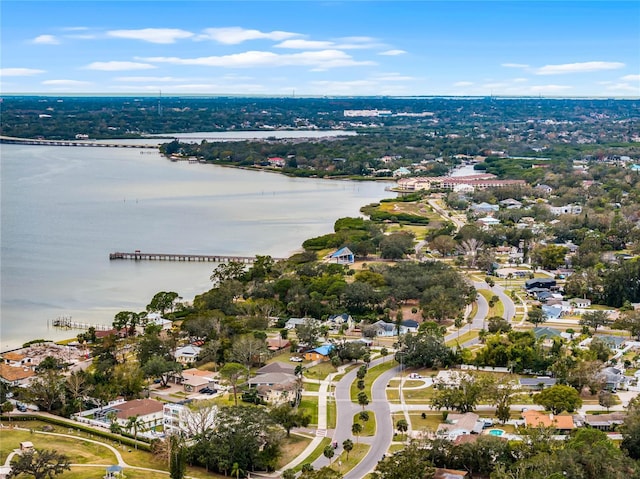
350,360,398,401
352,409,376,436
299,398,319,425
304,362,338,381
304,382,320,392
292,437,331,472
0,424,225,478
277,434,313,469
479,289,505,318
333,443,369,476
446,329,479,346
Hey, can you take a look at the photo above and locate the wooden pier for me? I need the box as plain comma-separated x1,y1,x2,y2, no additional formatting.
0,135,158,149
50,316,111,331
109,251,284,263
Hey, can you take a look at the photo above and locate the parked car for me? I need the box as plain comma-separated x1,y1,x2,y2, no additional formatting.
199,387,217,395
289,356,303,362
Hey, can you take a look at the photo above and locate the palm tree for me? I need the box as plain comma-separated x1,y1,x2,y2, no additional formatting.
126,415,146,448
230,462,243,479
457,238,484,268
352,422,363,444
342,439,354,460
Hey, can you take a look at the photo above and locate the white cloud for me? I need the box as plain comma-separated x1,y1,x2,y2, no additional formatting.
604,82,640,93
114,76,188,82
453,81,474,87
536,61,625,75
502,63,529,68
0,68,45,77
107,28,194,44
621,74,640,81
42,79,92,87
85,61,157,71
32,35,60,45
65,34,97,40
198,27,299,44
275,39,335,49
529,84,572,93
373,73,415,81
142,49,375,69
513,78,528,83
379,49,407,56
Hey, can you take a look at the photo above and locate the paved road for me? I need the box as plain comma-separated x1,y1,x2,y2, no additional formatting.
445,289,488,344
311,358,400,478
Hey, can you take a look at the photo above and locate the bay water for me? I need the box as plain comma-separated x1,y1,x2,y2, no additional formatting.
0,138,390,350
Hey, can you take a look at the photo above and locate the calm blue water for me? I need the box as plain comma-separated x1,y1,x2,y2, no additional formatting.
0,141,390,350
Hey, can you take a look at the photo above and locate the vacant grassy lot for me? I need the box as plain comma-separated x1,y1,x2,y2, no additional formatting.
277,434,313,469
305,362,337,380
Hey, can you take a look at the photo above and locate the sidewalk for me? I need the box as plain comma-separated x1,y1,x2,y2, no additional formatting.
277,364,350,472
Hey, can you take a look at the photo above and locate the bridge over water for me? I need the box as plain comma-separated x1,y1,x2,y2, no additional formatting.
109,251,285,263
0,135,159,149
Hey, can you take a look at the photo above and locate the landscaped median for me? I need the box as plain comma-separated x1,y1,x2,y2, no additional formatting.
349,359,398,401
478,288,505,318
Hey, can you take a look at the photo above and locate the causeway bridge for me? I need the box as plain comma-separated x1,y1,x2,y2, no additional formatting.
109,251,285,263
0,135,159,149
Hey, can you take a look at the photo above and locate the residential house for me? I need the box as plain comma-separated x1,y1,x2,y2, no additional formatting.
266,337,291,352
267,157,286,168
499,198,523,209
525,278,556,290
549,204,583,215
145,313,173,331
568,298,591,309
393,167,411,177
580,412,626,431
401,320,419,333
163,402,217,436
284,317,319,330
434,469,470,479
256,362,297,376
535,184,553,194
303,345,334,362
174,345,201,366
522,410,575,432
96,398,165,431
477,216,500,228
601,366,626,391
471,202,499,214
180,368,218,393
0,363,35,387
369,320,405,337
248,371,300,405
436,412,484,440
541,305,563,320
328,247,355,265
325,313,353,331
519,377,557,390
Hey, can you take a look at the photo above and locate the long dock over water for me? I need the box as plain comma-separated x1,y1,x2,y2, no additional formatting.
109,251,284,263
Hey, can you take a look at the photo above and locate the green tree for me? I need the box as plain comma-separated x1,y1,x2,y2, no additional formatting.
621,400,640,460
230,462,243,479
169,435,187,479
431,373,491,413
580,310,611,334
296,319,322,347
2,401,14,421
270,403,311,437
533,384,582,414
126,415,146,447
143,356,182,388
351,422,363,443
526,306,547,327
357,391,369,410
342,439,354,460
396,418,408,437
323,444,335,465
147,291,179,316
531,244,568,270
372,440,434,479
8,449,70,479
220,362,246,406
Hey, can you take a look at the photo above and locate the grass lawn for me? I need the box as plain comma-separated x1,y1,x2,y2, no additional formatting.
327,399,336,429
304,382,320,392
352,410,376,436
304,362,337,381
446,329,479,346
299,398,319,426
350,360,398,401
479,289,505,318
468,301,479,321
277,434,313,469
293,438,331,472
334,443,369,475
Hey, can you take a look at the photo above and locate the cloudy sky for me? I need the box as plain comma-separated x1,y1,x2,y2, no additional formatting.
1,1,638,97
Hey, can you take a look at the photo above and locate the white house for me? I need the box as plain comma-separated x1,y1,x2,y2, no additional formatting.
163,402,218,437
549,204,583,215
477,217,500,228
95,398,165,431
174,345,202,366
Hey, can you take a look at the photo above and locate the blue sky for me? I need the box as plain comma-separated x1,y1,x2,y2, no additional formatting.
1,1,639,97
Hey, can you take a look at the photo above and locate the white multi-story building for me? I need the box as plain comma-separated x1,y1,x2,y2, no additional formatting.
163,402,218,437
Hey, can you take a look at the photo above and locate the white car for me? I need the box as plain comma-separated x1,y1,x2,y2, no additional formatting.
289,356,303,362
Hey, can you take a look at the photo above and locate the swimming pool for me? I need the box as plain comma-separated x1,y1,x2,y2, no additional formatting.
488,429,505,436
